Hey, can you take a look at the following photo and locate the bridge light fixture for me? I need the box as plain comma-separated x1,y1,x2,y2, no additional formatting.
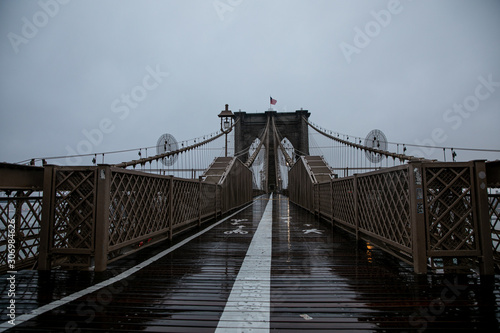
218,104,235,157
218,104,234,132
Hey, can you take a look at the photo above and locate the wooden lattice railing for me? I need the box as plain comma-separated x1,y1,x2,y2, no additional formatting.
0,164,44,274
37,160,252,271
357,166,412,252
1,158,496,274
48,167,97,268
489,192,500,270
0,190,42,274
289,159,495,274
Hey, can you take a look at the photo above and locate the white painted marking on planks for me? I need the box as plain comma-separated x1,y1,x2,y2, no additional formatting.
303,228,323,234
215,194,273,332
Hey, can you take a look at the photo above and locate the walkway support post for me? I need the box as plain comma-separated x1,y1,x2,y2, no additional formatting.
39,165,56,270
94,165,111,272
474,160,494,275
408,162,427,274
353,174,359,242
330,177,334,226
169,176,174,240
198,176,202,227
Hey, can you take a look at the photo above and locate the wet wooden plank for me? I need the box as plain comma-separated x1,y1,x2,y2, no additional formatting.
0,194,499,332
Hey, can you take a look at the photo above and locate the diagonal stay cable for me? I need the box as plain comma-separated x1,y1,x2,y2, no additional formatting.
244,117,270,168
272,117,294,167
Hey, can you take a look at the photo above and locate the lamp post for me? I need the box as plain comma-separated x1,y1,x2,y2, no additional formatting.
218,104,235,157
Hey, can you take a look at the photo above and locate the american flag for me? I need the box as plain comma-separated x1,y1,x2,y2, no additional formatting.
270,96,277,105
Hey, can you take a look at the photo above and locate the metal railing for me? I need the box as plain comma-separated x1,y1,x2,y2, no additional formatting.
0,164,44,274
219,158,253,213
0,191,42,274
486,160,500,270
289,158,494,274
37,160,252,271
489,192,500,270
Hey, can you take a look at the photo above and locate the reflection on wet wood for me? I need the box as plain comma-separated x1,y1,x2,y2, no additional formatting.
0,195,498,332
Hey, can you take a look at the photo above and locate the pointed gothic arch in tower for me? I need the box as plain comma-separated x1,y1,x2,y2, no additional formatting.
233,109,310,192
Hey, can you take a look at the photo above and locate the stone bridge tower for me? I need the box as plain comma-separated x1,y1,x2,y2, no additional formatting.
233,109,310,192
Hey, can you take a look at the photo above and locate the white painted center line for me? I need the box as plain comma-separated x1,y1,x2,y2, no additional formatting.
215,194,273,333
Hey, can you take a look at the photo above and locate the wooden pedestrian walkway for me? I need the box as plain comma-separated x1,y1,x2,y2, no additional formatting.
1,194,499,332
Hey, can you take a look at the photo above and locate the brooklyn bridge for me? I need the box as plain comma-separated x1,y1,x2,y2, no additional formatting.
1,106,499,331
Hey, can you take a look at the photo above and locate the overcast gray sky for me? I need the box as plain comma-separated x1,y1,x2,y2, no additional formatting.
1,0,499,165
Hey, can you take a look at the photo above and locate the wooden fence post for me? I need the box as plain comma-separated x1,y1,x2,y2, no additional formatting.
94,165,111,272
215,184,219,218
474,160,494,275
408,162,427,274
38,165,55,270
169,176,174,240
353,174,359,242
198,176,202,227
315,183,319,217
330,177,334,226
